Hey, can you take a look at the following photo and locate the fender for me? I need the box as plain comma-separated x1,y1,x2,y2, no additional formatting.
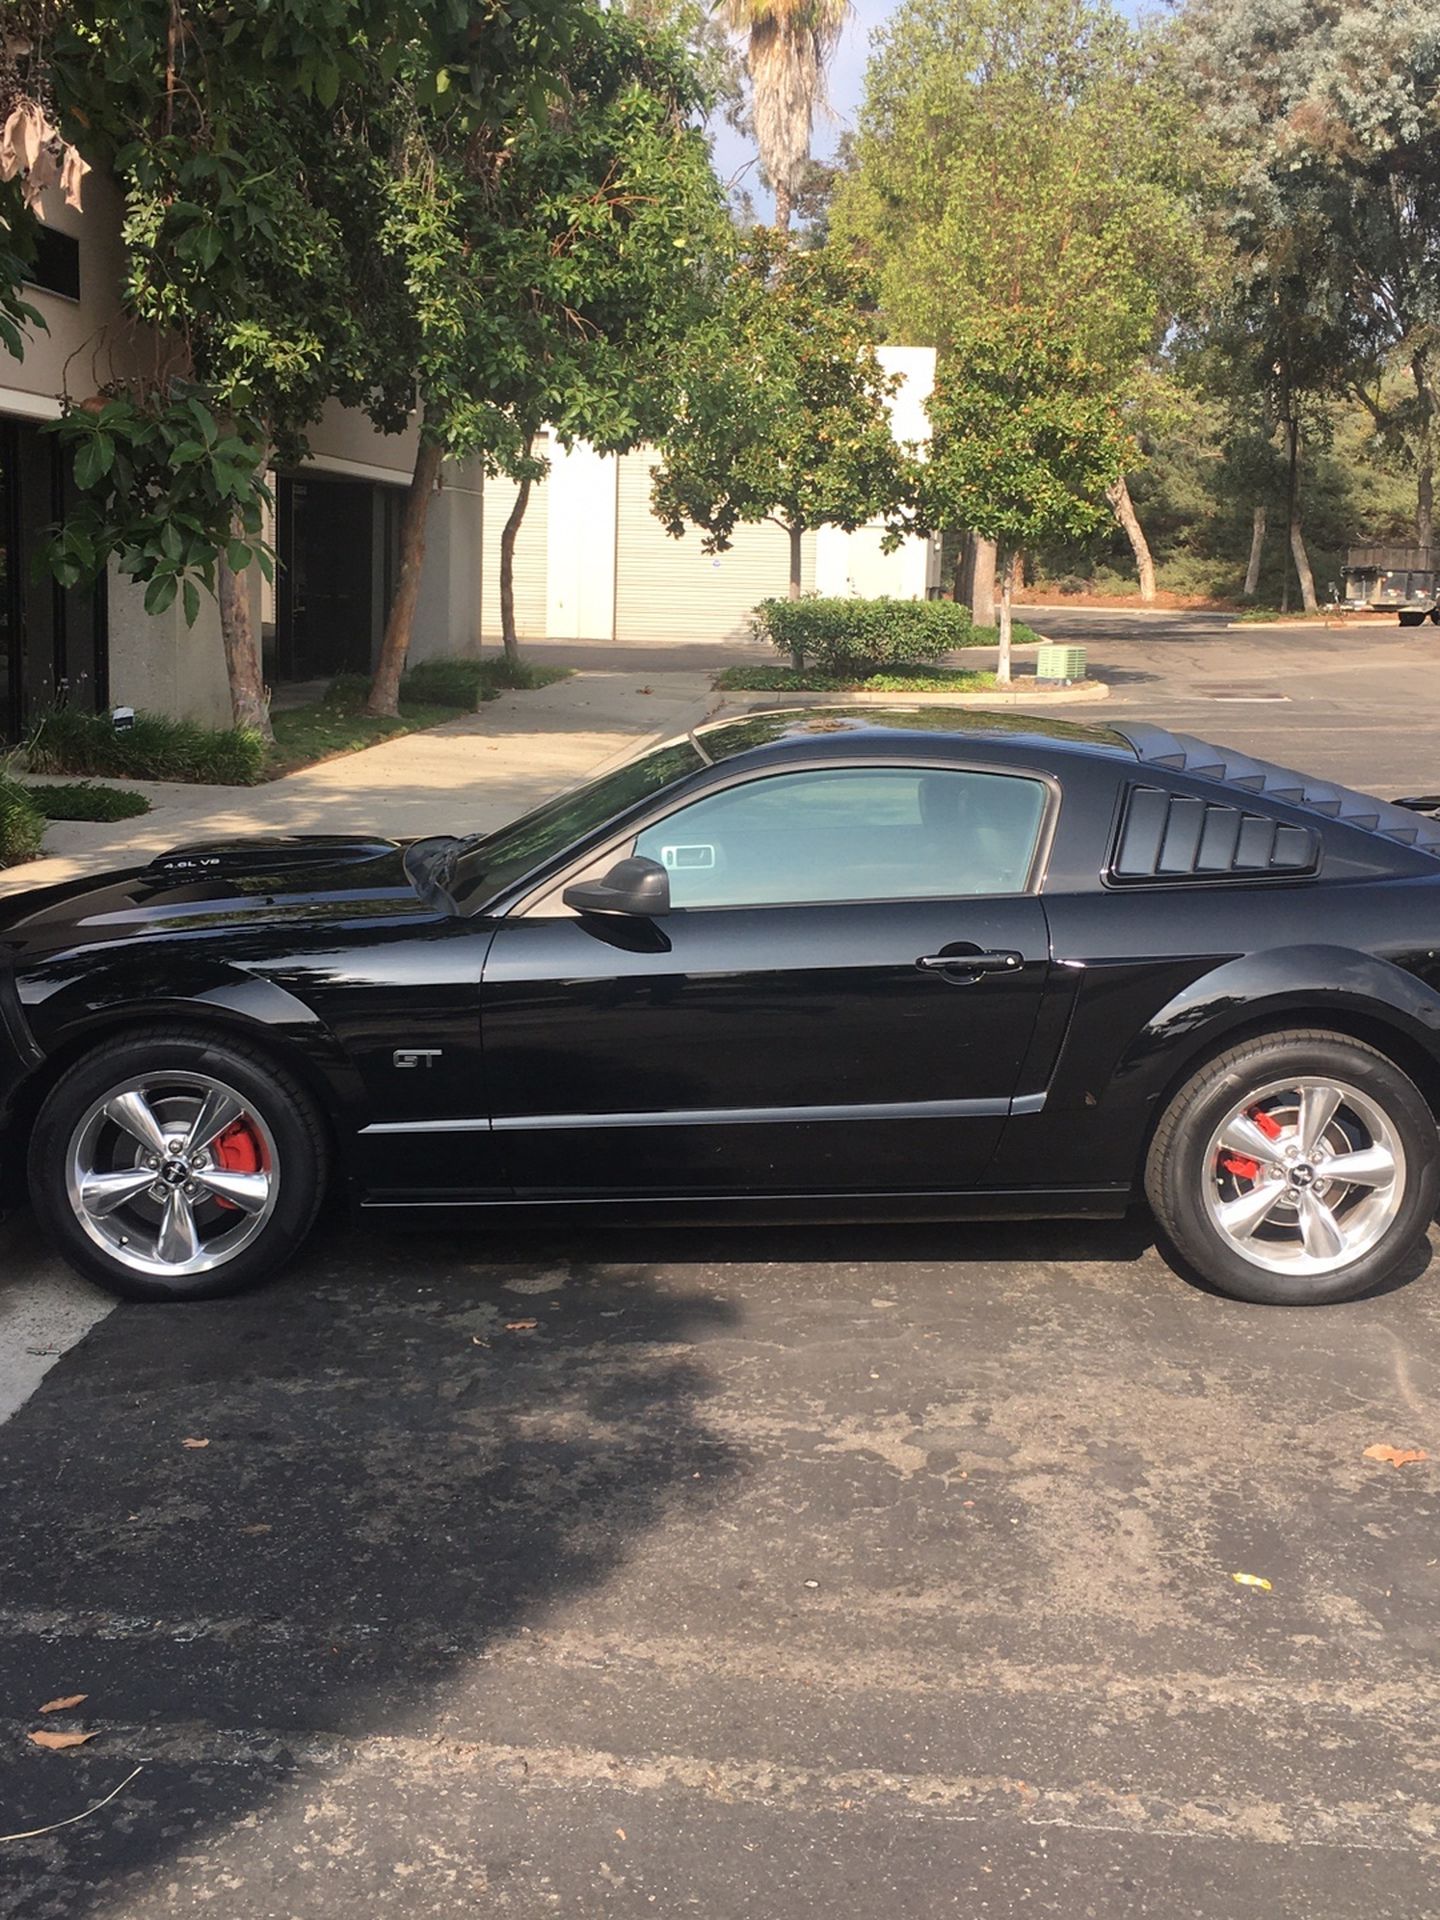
992,945,1440,1193
10,955,369,1134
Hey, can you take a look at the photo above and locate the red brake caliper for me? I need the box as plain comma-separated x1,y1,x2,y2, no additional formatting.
209,1119,267,1210
1222,1106,1283,1183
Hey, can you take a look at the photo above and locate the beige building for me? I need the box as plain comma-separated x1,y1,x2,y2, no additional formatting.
3,179,936,741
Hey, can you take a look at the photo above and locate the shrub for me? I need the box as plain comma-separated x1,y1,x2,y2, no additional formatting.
752,596,978,675
714,664,997,692
0,777,45,868
23,780,152,822
400,656,569,707
25,709,267,786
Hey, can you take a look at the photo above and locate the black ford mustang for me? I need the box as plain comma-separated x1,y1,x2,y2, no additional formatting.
3,706,1440,1308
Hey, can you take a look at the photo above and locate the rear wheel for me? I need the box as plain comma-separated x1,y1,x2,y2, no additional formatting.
1145,1031,1438,1304
29,1030,327,1302
1399,609,1427,626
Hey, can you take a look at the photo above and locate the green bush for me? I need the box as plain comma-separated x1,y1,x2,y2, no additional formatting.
23,780,152,822
714,664,997,692
752,596,980,675
0,777,45,868
400,656,569,707
25,709,267,786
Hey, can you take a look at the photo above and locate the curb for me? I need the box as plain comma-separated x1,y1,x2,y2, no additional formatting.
713,680,1110,713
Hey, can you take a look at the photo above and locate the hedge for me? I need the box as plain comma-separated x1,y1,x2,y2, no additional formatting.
25,708,268,786
0,776,45,868
751,596,981,675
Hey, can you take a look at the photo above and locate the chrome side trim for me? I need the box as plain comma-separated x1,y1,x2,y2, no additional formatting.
361,1091,1047,1137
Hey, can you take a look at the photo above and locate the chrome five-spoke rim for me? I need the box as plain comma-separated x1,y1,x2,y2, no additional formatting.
65,1072,279,1279
1203,1076,1405,1278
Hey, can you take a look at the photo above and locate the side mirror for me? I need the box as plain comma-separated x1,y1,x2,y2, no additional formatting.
563,855,671,917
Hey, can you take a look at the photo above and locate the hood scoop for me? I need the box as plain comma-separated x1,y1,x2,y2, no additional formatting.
144,835,401,881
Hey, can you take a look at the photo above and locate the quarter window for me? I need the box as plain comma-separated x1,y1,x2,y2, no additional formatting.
632,766,1047,908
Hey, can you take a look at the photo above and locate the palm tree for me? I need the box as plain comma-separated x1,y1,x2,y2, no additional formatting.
719,0,847,234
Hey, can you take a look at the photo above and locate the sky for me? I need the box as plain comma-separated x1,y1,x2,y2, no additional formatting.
707,0,896,214
709,0,1149,218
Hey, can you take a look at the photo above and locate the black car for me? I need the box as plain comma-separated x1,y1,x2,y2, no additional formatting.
3,707,1440,1308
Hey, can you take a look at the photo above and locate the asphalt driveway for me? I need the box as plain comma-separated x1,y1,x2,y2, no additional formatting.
2,1208,1438,1916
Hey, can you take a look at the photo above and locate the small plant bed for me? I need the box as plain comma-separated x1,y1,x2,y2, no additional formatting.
0,777,45,869
267,660,569,778
27,708,268,785
400,656,569,707
716,665,1000,693
23,780,152,822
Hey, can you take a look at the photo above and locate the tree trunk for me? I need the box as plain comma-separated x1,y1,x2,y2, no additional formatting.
969,533,997,626
1107,476,1156,602
788,523,803,601
217,511,272,741
1282,413,1317,614
1242,504,1266,599
499,467,535,666
996,551,1014,687
774,180,792,236
367,433,445,717
1414,349,1436,551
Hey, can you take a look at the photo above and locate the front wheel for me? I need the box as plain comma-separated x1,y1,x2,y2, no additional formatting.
29,1029,328,1302
1145,1031,1438,1304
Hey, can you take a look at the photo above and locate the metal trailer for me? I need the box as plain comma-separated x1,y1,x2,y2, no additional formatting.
1339,544,1439,624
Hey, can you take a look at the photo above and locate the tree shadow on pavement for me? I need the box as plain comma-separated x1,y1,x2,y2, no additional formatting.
0,1227,741,1914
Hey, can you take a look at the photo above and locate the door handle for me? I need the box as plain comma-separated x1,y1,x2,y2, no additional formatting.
916,950,1024,979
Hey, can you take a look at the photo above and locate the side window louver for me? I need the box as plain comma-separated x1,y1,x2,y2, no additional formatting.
1111,786,1319,883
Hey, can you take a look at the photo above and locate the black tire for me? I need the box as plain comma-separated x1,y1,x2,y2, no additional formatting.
29,1027,328,1303
1399,610,1426,627
1145,1030,1438,1305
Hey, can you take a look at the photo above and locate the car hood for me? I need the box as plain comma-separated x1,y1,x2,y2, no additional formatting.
0,834,426,956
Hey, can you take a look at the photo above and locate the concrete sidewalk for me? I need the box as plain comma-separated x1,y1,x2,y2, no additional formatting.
1,665,718,899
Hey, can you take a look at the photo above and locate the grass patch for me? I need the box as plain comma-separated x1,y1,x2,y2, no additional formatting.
23,780,152,822
269,657,571,777
1233,607,1284,623
268,686,456,778
715,665,1000,693
0,776,45,868
400,656,569,707
27,708,267,785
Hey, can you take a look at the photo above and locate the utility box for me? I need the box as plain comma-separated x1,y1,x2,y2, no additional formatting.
1035,644,1086,684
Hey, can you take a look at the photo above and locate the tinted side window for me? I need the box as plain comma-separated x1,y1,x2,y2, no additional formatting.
633,767,1047,908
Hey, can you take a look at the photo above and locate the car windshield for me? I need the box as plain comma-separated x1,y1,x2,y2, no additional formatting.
449,736,707,910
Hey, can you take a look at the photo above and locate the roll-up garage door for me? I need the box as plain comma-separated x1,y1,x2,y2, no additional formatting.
481,467,549,641
614,449,814,642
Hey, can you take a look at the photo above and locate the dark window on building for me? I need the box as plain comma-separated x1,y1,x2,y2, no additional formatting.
0,417,108,743
22,226,81,302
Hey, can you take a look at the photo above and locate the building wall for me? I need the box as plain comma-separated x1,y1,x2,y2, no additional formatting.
483,345,941,647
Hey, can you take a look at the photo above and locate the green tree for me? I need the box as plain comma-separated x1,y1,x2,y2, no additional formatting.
914,319,1128,681
10,0,585,738
651,235,911,598
1177,0,1440,553
833,0,1210,603
365,9,725,707
718,0,847,234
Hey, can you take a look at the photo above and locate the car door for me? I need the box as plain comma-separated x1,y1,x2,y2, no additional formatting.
479,760,1057,1198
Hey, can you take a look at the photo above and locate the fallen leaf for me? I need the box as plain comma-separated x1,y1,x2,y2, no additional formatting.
38,1694,87,1715
505,1320,538,1332
28,1730,99,1751
615,1827,626,1841
1232,1572,1272,1591
181,1437,209,1450
239,1524,271,1536
1363,1444,1429,1468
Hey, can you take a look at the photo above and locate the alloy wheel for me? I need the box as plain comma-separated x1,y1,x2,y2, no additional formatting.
64,1071,280,1280
1203,1075,1405,1278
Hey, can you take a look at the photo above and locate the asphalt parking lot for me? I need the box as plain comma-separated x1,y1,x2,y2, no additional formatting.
3,611,1440,1916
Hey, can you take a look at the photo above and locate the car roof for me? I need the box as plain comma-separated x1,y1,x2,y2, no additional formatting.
692,707,1137,765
